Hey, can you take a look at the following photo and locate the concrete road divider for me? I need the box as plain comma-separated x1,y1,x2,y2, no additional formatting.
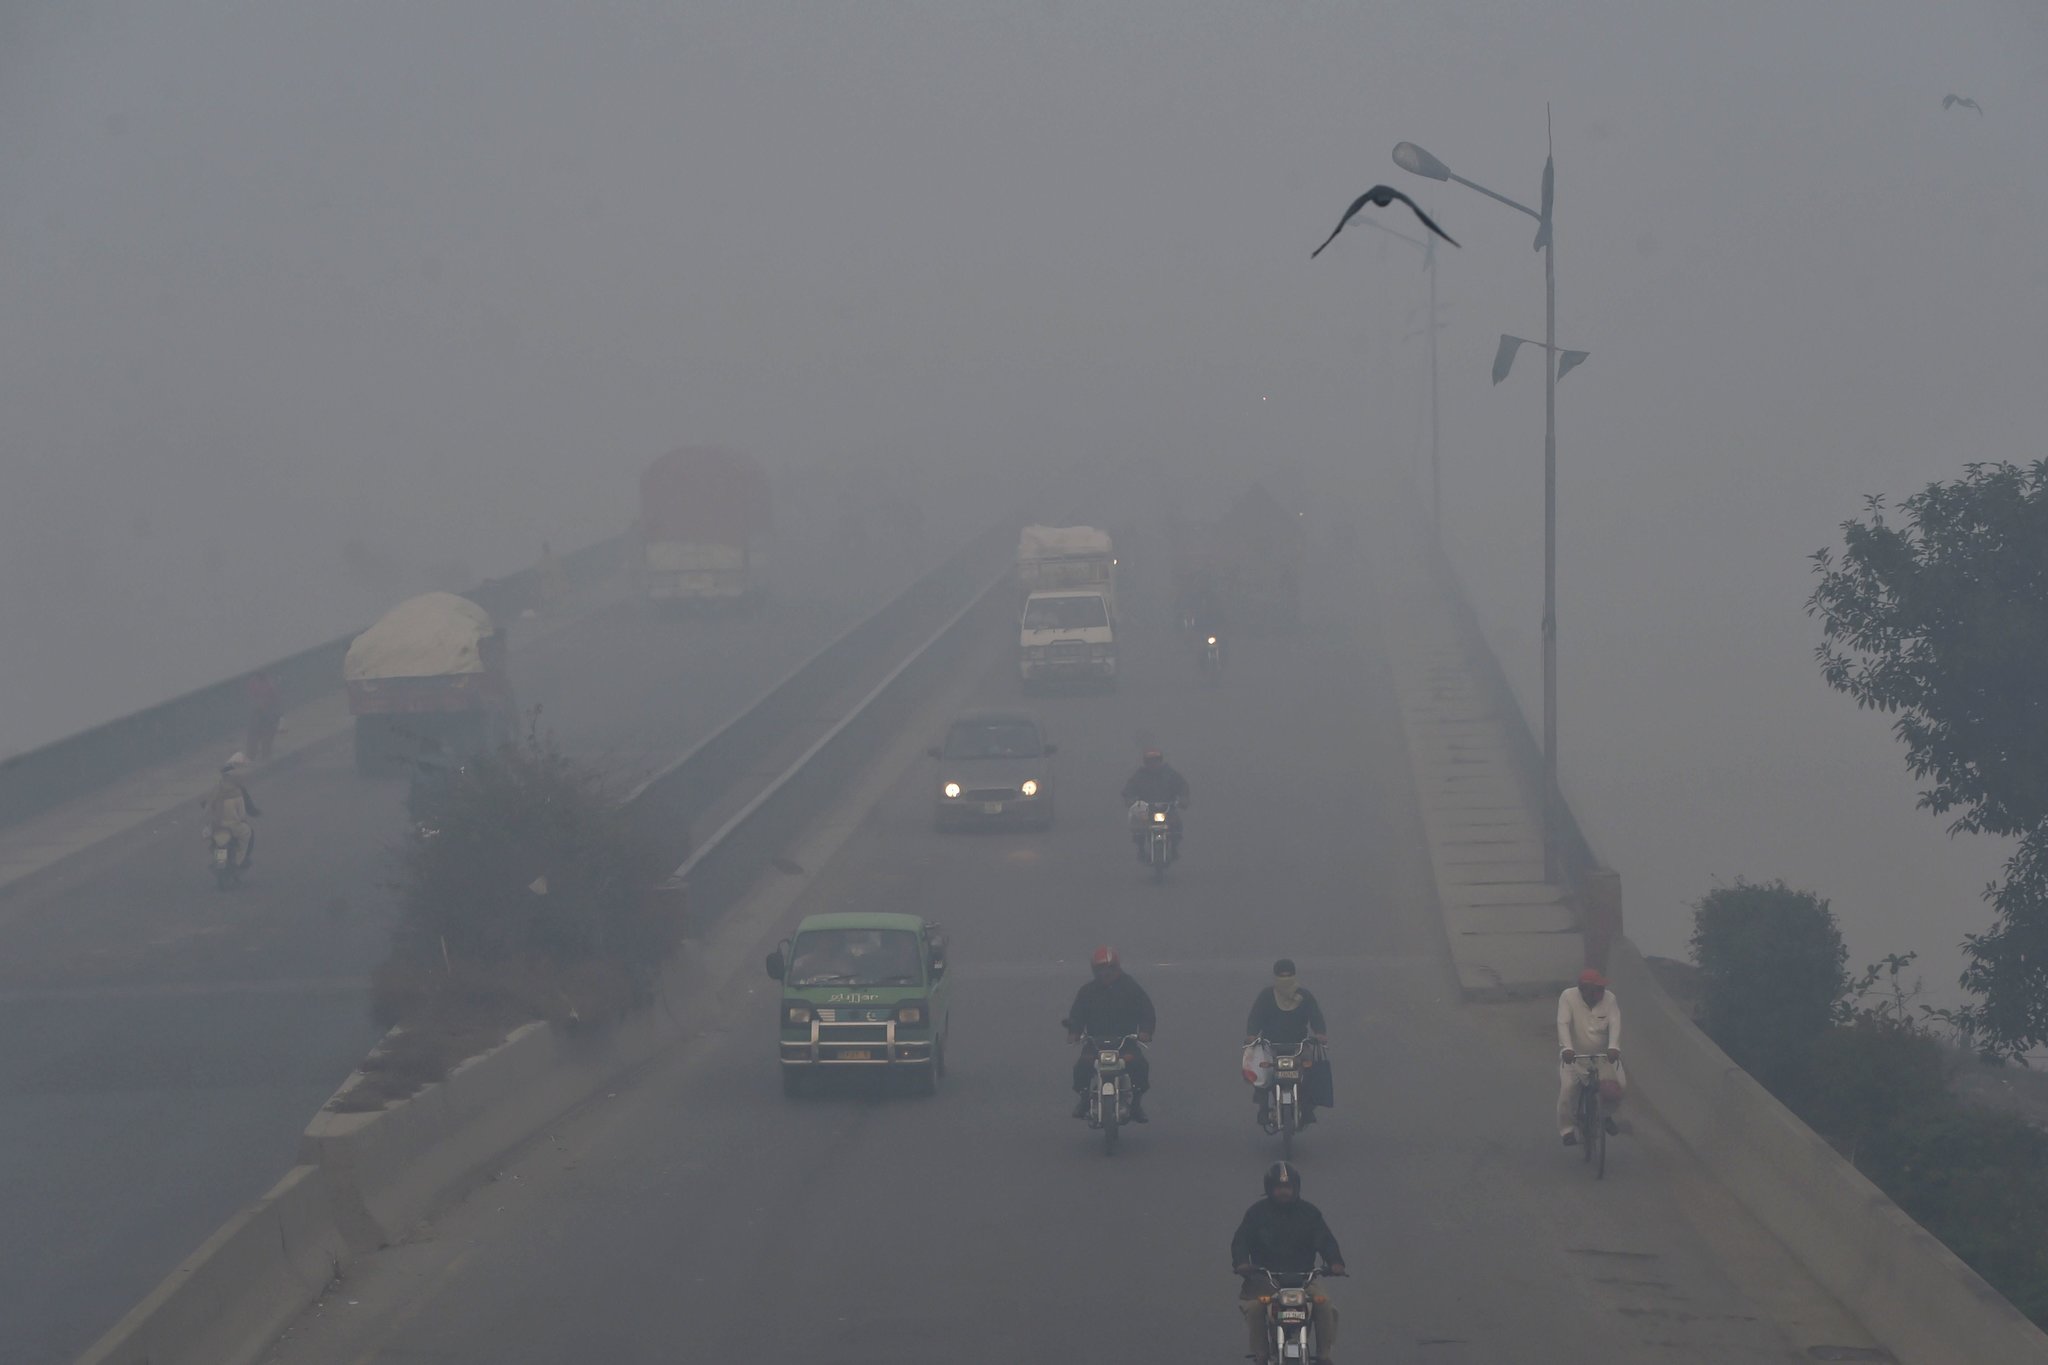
75,1165,347,1365
73,519,1021,1365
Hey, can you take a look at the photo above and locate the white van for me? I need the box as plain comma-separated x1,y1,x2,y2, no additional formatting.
1019,590,1117,692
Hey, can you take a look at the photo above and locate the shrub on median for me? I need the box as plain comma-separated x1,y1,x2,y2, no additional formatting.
356,725,675,1103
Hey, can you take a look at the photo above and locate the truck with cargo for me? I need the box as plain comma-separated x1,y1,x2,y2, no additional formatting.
1017,525,1116,602
344,591,516,775
635,446,773,610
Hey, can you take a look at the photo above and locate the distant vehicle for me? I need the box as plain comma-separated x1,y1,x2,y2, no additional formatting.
928,710,1057,831
1197,631,1225,685
1075,1032,1145,1155
1017,525,1116,602
766,913,950,1097
635,446,773,610
1169,484,1304,632
1019,589,1118,692
1135,799,1181,881
344,592,515,776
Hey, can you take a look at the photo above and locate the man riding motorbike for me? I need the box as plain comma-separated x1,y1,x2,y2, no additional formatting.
1121,749,1190,862
203,755,261,869
1065,946,1155,1121
1231,1161,1346,1365
1245,958,1333,1128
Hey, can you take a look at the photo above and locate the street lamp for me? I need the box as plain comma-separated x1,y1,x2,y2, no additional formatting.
1394,128,1580,885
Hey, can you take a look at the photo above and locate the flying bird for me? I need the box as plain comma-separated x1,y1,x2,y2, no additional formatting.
1942,94,1984,116
1311,185,1459,259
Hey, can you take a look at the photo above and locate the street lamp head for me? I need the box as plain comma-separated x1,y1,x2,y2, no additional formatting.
1393,141,1453,181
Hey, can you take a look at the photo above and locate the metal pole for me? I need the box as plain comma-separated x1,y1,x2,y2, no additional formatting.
1428,242,1441,536
1541,192,1559,883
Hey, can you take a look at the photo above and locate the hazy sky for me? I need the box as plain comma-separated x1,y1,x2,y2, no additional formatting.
4,0,2044,987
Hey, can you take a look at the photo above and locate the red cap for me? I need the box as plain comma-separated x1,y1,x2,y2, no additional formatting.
1578,967,1609,987
1091,946,1120,969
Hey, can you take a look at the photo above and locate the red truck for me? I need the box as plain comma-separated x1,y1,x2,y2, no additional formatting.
635,446,774,610
343,592,516,775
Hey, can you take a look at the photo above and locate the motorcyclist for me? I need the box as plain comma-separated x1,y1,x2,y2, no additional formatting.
1232,1161,1345,1365
1065,946,1155,1121
203,754,261,868
1245,958,1333,1128
1121,749,1190,861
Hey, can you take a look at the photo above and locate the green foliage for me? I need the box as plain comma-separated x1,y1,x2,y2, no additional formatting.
1689,879,1848,1092
1809,460,2048,1056
1795,954,1948,1161
373,724,675,1074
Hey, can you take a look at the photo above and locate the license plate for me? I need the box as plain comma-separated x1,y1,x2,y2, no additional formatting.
839,1050,872,1061
981,802,1004,815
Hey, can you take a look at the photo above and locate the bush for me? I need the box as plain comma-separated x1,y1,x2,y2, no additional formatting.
362,727,676,1101
1689,879,1848,1092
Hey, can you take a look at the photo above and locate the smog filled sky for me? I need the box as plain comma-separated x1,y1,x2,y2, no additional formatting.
3,1,2045,983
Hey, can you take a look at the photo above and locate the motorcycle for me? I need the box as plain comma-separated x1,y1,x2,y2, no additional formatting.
1079,1031,1144,1155
1197,633,1224,685
204,822,250,891
1253,1037,1322,1158
1246,1266,1342,1364
1132,800,1180,881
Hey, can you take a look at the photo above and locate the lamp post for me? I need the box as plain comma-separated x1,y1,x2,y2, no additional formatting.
1393,129,1575,884
1354,217,1444,533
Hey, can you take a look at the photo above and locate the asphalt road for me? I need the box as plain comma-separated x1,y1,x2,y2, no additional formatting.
254,532,1879,1365
0,525,944,1365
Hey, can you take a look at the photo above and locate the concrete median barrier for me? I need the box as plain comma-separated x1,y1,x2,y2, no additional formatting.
74,519,1018,1365
75,1164,346,1365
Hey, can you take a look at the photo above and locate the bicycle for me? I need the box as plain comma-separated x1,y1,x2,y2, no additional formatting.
1568,1053,1617,1178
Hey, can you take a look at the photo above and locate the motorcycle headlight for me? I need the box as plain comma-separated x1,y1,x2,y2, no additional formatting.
1152,811,1168,824
1020,780,1039,797
785,1003,813,1026
1207,636,1218,646
943,782,961,799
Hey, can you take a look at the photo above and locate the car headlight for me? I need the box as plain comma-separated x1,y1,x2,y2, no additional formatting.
1020,780,1039,797
896,1001,928,1026
943,782,961,799
785,1003,813,1025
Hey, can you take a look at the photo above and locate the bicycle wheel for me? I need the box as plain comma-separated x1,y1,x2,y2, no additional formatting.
1594,1116,1607,1178
1578,1085,1595,1165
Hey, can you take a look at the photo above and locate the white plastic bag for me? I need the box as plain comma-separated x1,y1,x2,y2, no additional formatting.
1242,1040,1274,1088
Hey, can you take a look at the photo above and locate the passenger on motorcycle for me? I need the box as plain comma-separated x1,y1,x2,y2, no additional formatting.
1066,946,1155,1121
1245,958,1333,1127
1121,750,1190,861
204,755,261,868
1232,1161,1346,1365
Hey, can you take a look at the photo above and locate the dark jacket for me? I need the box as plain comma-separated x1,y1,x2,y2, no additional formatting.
1247,987,1327,1052
1122,763,1191,806
1066,972,1156,1040
1231,1197,1344,1278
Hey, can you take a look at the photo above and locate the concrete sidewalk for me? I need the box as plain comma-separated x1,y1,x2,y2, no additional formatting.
1367,521,1585,1001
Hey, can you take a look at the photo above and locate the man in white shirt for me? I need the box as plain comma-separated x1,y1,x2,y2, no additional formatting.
1556,967,1624,1144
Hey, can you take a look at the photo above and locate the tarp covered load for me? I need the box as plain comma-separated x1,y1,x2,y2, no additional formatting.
344,592,497,682
1018,525,1112,563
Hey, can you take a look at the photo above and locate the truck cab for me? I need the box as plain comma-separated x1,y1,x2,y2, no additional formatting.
1019,589,1118,692
766,912,950,1096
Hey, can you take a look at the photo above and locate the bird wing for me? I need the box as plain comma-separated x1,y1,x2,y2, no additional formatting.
1381,186,1461,249
1310,191,1376,259
1944,94,1958,107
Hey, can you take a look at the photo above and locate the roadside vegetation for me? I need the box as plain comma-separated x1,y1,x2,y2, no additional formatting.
1686,880,2048,1325
338,723,676,1109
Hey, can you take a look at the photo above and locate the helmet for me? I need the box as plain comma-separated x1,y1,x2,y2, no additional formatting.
225,751,249,769
1090,946,1120,969
1263,1161,1302,1197
1273,958,1297,977
1578,967,1609,988
1142,749,1164,766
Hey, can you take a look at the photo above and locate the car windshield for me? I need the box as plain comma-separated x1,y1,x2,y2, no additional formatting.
787,929,923,987
1023,596,1107,631
943,720,1041,759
